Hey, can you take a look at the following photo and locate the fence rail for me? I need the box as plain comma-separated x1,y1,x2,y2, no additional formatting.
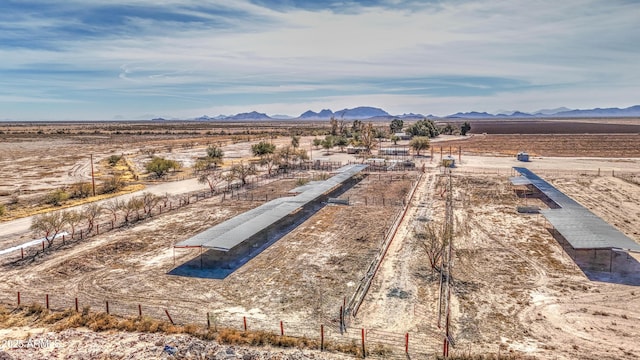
0,164,442,358
0,289,438,359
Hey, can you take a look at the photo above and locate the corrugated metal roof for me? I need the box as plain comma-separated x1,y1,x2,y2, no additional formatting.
514,167,640,251
175,164,368,251
509,176,532,186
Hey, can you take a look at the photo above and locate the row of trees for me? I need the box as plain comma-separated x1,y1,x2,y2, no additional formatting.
31,192,165,248
389,118,471,137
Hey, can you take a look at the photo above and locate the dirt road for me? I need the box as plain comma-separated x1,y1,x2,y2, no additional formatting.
0,178,207,242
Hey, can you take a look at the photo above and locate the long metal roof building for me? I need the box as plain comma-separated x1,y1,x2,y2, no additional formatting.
512,167,640,252
175,164,368,252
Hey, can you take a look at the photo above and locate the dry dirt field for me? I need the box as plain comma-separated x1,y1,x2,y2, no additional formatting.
1,120,640,359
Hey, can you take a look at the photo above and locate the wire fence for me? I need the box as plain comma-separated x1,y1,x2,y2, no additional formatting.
0,288,441,359
0,164,444,358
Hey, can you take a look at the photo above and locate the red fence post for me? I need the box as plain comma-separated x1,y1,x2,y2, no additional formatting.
361,328,366,358
62,234,65,244
405,333,409,354
46,294,49,309
42,241,45,251
105,301,109,314
75,298,78,312
165,309,174,325
321,325,324,351
243,316,247,331
17,291,20,306
280,321,284,336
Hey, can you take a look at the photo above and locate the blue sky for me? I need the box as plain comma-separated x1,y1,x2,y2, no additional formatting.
1,0,639,120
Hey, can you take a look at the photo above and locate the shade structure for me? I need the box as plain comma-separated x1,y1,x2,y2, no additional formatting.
513,167,640,251
175,164,368,252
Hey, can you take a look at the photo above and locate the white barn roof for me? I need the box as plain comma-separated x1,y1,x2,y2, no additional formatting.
175,164,368,251
513,167,640,251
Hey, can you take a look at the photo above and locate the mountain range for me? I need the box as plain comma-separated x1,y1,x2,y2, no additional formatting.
165,105,640,121
446,105,640,119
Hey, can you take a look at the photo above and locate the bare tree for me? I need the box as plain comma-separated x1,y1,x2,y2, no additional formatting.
119,197,143,222
416,223,447,272
31,212,67,248
160,192,171,208
198,170,225,193
83,203,103,231
141,192,160,217
62,210,84,240
359,122,376,154
329,117,339,136
104,199,122,223
229,163,257,185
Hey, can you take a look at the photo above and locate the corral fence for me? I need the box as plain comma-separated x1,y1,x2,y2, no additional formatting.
454,166,640,180
1,168,315,265
0,164,443,357
0,289,440,359
344,173,423,323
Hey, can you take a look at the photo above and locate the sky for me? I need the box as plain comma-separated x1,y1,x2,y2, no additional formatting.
1,0,639,120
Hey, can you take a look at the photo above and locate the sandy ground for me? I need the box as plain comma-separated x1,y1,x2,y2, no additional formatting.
1,125,640,359
0,327,352,360
0,174,414,357
351,155,640,359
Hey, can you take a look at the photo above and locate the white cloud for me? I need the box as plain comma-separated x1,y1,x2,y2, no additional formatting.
1,0,639,120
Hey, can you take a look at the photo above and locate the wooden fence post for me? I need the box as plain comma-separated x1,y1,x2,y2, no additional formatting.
21,248,24,259
105,301,109,314
165,309,174,325
243,316,247,331
17,291,20,306
280,321,284,336
75,298,78,312
321,325,324,351
138,304,142,317
207,312,210,329
361,328,366,358
46,294,49,309
405,333,409,354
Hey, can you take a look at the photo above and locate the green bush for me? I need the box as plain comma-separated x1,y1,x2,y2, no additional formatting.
107,155,122,166
145,157,181,178
44,189,70,206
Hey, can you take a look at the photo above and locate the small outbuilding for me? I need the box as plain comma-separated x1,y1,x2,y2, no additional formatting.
347,146,368,154
516,152,530,162
442,155,456,168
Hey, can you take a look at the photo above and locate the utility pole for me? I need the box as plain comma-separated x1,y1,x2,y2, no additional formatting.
441,172,454,358
90,154,96,197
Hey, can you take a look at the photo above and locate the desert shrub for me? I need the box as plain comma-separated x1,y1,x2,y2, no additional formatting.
0,204,5,216
44,189,69,206
101,175,125,194
107,155,122,166
25,303,47,316
295,178,309,186
69,182,92,199
145,157,181,178
44,308,75,324
87,312,120,332
327,340,360,356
